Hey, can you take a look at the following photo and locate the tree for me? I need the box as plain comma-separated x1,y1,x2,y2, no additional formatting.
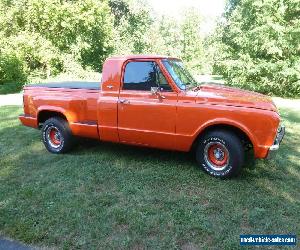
110,0,153,55
109,0,130,26
213,0,300,97
180,9,205,73
0,0,114,72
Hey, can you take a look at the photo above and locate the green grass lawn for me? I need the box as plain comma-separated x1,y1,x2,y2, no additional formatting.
0,102,299,249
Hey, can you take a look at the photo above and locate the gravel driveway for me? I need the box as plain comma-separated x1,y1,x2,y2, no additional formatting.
0,237,33,250
0,93,23,107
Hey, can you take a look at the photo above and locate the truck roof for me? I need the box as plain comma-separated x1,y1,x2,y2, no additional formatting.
100,55,181,91
108,54,180,61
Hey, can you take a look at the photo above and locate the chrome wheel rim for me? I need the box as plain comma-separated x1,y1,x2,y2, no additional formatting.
204,142,230,171
46,126,62,149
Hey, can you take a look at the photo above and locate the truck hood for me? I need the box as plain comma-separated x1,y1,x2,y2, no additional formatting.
195,84,277,112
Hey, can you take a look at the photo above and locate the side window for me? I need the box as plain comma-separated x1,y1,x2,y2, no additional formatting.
123,61,157,91
123,61,172,91
156,65,172,91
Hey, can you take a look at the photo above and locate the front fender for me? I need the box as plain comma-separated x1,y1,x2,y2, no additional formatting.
192,118,259,155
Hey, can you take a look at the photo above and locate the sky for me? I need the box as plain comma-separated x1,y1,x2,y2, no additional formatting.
148,0,226,34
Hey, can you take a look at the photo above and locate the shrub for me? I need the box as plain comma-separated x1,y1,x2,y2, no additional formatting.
0,52,28,94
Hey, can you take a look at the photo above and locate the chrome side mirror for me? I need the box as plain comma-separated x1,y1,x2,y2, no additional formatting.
151,87,165,99
151,87,159,95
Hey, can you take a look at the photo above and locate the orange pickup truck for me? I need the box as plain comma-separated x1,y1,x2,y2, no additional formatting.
19,55,285,178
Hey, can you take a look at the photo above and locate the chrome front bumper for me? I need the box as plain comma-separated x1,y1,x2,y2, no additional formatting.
267,125,285,159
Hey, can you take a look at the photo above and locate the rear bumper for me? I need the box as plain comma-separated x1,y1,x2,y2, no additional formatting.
19,114,38,128
267,125,285,159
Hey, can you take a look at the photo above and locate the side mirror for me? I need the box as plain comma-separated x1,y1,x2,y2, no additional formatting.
151,87,159,95
151,87,165,99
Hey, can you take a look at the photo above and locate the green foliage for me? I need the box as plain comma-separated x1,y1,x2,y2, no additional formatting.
109,1,207,74
142,10,207,74
111,0,153,54
2,0,114,71
0,0,114,93
1,0,298,97
1,32,63,77
180,10,205,73
0,0,208,94
0,51,28,93
109,0,130,27
213,0,300,97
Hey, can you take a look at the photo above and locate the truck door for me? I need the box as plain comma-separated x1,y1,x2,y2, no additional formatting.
117,60,177,150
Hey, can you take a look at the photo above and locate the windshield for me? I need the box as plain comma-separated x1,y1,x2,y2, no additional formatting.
162,59,197,90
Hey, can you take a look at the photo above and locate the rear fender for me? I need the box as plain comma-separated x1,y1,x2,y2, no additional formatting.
37,106,71,122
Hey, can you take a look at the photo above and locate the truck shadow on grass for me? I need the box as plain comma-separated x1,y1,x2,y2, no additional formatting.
0,106,299,249
73,137,197,167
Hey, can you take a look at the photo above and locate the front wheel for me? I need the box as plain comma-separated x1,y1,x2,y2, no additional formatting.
196,130,244,178
42,117,74,154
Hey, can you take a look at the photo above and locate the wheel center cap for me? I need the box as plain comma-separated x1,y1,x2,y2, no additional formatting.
54,133,60,141
214,148,224,160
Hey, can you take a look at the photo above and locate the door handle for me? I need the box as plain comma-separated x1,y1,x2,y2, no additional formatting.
119,99,130,104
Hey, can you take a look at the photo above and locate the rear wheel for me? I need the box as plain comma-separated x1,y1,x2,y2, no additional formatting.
196,130,244,178
42,117,74,153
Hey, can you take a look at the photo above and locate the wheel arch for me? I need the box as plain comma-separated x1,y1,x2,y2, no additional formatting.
37,108,69,127
191,120,257,153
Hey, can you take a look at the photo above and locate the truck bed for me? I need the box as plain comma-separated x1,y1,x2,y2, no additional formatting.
26,81,100,90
